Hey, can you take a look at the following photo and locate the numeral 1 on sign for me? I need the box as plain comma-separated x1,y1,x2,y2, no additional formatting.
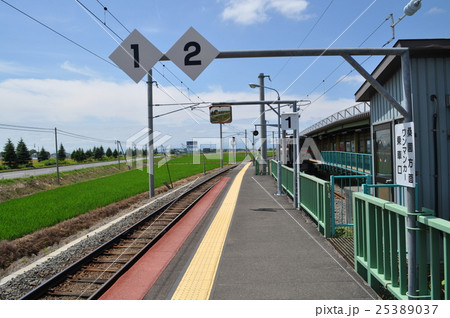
285,116,291,129
130,44,139,68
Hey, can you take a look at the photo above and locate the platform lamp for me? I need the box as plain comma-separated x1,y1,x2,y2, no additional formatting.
249,83,283,196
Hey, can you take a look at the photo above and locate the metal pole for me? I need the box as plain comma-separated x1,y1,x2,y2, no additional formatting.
116,140,121,170
276,100,283,195
220,123,223,168
292,101,298,208
245,129,248,158
258,73,267,175
147,71,155,198
202,149,206,175
54,128,60,185
402,51,417,299
272,131,275,160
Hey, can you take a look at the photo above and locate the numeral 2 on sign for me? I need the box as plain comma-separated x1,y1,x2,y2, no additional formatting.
184,41,201,66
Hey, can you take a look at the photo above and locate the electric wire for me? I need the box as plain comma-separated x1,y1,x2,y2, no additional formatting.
273,0,335,80
91,0,207,106
96,0,132,33
0,0,117,68
0,123,117,144
278,0,378,99
74,0,124,41
305,14,390,100
74,0,207,123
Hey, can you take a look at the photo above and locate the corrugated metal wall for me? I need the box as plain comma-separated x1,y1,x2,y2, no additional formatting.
370,56,450,220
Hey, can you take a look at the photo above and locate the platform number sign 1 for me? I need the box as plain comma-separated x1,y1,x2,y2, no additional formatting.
109,29,163,83
166,27,219,81
281,113,299,131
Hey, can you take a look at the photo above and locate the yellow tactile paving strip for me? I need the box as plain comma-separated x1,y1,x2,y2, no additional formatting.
171,162,251,300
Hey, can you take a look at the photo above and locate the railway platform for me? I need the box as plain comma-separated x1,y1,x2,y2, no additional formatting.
100,161,378,300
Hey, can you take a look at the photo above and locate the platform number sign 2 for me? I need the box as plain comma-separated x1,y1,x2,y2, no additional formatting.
109,29,163,83
166,27,219,81
281,113,298,131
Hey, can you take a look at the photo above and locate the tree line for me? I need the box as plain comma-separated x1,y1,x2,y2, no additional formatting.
0,138,128,169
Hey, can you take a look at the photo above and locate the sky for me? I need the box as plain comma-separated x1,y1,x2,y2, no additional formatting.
0,0,449,154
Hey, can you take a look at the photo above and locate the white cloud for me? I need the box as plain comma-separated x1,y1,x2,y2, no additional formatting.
221,0,309,25
0,77,357,150
426,7,446,15
0,60,39,76
60,61,99,78
337,74,365,86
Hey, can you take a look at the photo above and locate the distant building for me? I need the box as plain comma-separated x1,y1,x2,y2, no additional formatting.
186,141,198,153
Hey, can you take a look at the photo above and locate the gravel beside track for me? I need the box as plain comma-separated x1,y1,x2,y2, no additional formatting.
0,171,221,300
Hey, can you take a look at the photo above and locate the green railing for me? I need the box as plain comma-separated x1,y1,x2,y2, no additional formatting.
300,172,332,238
271,159,277,178
353,192,450,300
281,165,294,197
330,174,369,235
271,159,333,238
322,151,372,176
271,158,449,299
270,160,294,198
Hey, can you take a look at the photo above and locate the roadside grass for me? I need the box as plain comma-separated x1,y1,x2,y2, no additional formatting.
0,162,221,240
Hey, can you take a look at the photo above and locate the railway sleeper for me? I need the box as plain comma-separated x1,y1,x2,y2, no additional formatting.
81,266,120,273
47,291,90,298
69,278,108,284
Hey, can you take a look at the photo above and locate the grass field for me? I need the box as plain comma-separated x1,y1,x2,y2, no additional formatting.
0,161,223,240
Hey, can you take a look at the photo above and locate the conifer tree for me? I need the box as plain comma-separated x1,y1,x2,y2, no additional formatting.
2,139,17,168
58,143,66,161
38,147,50,162
16,138,32,166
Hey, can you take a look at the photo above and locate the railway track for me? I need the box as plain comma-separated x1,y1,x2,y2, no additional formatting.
20,166,235,300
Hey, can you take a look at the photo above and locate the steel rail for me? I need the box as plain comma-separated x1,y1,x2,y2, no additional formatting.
20,165,236,300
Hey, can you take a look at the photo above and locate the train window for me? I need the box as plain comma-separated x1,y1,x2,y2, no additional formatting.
345,141,351,152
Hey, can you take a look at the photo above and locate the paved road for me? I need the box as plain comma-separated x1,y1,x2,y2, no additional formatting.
0,159,141,180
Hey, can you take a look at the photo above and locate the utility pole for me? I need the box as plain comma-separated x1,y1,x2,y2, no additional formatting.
147,70,155,198
54,128,60,185
258,73,268,175
220,123,223,168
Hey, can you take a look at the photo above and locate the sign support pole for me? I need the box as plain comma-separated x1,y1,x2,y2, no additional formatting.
148,70,155,198
292,102,298,209
258,73,267,175
402,52,417,300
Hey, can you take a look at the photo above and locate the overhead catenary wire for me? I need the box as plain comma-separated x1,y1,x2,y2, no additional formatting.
273,0,335,80
0,0,118,68
90,0,207,108
1,0,208,129
73,0,208,123
278,0,378,99
304,14,390,101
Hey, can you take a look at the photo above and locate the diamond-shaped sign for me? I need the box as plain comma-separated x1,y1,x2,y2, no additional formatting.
165,27,219,81
109,29,163,83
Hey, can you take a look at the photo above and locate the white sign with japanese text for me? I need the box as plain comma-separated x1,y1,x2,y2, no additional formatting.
394,122,415,188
